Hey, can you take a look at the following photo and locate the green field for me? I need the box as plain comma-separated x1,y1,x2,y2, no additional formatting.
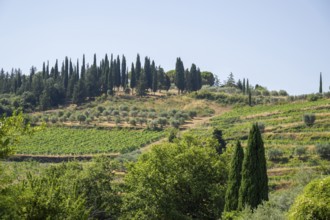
15,127,165,155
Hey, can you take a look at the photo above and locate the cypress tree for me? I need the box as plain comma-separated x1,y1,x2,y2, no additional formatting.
46,61,49,78
246,79,249,94
63,56,69,91
135,54,141,81
121,55,127,89
190,64,197,91
115,55,121,90
144,57,152,90
185,68,192,92
151,61,158,94
248,90,252,106
196,67,202,90
238,123,268,210
130,63,136,93
319,72,322,94
225,140,244,212
81,54,86,79
242,78,246,95
42,62,46,79
175,58,185,94
54,59,59,80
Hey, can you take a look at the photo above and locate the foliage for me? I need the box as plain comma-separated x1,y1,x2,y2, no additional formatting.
288,176,330,220
303,113,316,127
238,124,268,210
0,158,121,219
315,143,330,159
225,140,244,212
267,148,284,161
121,135,228,219
0,111,38,159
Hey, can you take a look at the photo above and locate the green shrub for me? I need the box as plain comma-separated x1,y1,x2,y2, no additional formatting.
77,115,86,124
288,176,330,220
315,143,330,159
294,146,307,158
267,148,284,161
303,114,316,127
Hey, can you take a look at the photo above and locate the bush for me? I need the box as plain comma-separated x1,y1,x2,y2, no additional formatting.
97,106,105,113
288,176,330,220
294,146,307,158
119,105,129,111
257,122,265,133
267,148,284,161
129,119,136,126
50,117,58,124
303,114,315,127
77,115,86,124
315,143,330,159
170,120,180,129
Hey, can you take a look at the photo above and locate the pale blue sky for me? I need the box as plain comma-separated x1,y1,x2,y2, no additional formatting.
0,0,329,95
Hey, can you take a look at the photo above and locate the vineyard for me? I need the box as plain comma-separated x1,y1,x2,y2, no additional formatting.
15,127,165,155
209,98,330,190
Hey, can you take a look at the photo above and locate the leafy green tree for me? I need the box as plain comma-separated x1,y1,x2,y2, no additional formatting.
238,123,268,210
175,57,185,94
288,176,330,220
121,135,228,219
185,68,192,92
0,111,36,159
225,140,244,212
201,71,215,86
226,72,235,87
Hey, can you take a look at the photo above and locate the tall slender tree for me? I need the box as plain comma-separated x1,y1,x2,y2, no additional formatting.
135,54,141,81
130,63,136,93
144,57,152,90
225,140,244,212
121,55,127,89
151,61,158,94
175,58,185,94
319,72,323,94
238,123,268,210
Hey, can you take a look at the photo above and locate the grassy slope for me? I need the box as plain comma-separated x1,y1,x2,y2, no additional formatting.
209,98,330,190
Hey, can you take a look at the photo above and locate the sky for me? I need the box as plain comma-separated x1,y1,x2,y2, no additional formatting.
0,0,329,95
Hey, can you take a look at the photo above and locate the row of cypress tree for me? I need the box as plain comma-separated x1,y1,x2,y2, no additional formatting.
224,123,268,212
0,54,204,109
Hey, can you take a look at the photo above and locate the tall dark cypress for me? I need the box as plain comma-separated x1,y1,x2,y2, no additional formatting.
225,140,244,212
144,57,152,90
190,64,197,91
54,59,59,80
46,61,49,78
63,56,69,91
175,58,185,94
114,55,121,90
135,54,141,81
81,54,86,79
121,55,127,89
242,78,246,95
42,62,46,79
130,63,136,92
185,68,192,92
246,79,249,94
196,68,202,90
238,123,268,210
319,72,323,94
151,61,157,93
